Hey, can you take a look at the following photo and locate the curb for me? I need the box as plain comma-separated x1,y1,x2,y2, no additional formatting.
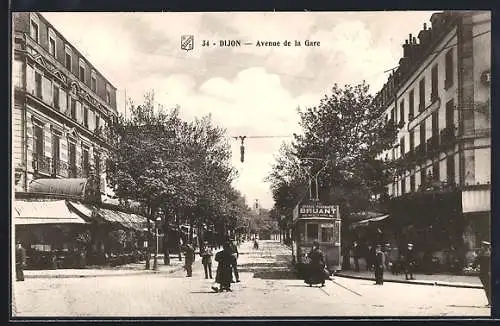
333,273,483,289
24,266,185,279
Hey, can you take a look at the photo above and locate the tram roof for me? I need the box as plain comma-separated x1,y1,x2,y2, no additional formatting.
293,217,339,224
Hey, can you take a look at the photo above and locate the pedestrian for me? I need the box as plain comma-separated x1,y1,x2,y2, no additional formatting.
229,238,240,282
200,241,213,279
374,245,386,285
304,240,327,287
473,241,491,307
253,238,259,250
183,243,195,277
353,241,360,272
405,243,416,280
16,241,26,281
212,242,235,292
366,244,375,272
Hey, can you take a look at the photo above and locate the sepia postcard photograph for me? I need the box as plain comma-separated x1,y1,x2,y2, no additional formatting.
10,10,492,318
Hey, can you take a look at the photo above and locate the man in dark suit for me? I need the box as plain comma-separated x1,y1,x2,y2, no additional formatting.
183,243,195,277
405,243,416,280
374,245,385,285
229,238,240,282
16,242,26,281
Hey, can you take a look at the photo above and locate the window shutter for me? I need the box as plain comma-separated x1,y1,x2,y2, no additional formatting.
42,76,52,105
26,65,35,95
59,89,67,113
76,141,82,171
89,110,95,131
61,137,68,163
44,124,52,158
76,101,82,123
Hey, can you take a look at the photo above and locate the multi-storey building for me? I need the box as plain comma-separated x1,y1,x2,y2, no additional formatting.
374,11,490,262
12,12,117,196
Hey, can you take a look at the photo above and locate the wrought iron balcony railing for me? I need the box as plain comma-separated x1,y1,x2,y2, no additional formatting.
52,159,69,178
32,154,52,175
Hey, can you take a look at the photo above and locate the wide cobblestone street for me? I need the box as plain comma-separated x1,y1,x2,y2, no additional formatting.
13,240,490,317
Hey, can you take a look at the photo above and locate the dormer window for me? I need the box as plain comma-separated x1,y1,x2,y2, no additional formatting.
65,45,73,72
91,70,97,92
106,84,111,104
48,28,56,56
79,59,86,83
30,15,39,42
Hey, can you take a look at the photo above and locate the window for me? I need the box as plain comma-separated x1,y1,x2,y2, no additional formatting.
446,99,454,128
95,114,100,130
409,90,414,119
70,99,76,119
91,75,97,92
95,152,101,175
446,155,455,184
409,130,415,151
30,19,39,42
420,121,426,146
321,226,334,243
445,49,454,88
49,35,56,56
306,223,319,242
391,108,395,123
79,61,86,83
410,174,416,192
82,146,89,176
400,137,405,156
401,176,406,195
432,111,439,136
53,85,59,109
421,168,427,187
35,72,42,98
419,78,425,111
51,133,60,174
65,48,72,71
399,100,405,124
431,64,438,101
68,141,77,177
33,124,44,156
83,106,89,128
106,89,111,104
433,161,440,181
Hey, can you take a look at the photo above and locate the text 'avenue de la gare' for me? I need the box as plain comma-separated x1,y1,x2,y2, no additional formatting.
202,40,321,47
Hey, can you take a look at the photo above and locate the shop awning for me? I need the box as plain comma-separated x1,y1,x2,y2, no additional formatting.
14,200,88,225
350,214,389,229
28,178,87,197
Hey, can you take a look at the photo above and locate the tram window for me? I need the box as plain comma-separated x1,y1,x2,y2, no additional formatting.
321,227,334,243
306,224,319,241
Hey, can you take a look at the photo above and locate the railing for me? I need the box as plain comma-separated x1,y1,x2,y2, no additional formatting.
440,125,456,147
33,154,52,175
52,159,69,178
415,144,427,163
426,135,440,155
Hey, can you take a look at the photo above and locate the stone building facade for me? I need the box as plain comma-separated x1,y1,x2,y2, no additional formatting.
12,12,118,197
374,11,491,263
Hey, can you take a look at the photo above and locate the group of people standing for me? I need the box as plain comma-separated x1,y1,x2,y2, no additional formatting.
181,239,241,293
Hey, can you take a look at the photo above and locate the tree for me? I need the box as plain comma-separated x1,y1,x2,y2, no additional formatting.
268,82,397,266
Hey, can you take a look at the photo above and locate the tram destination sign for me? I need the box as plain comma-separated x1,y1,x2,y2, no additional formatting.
297,204,339,219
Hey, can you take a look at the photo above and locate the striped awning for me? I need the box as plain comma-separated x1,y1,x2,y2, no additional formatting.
14,200,88,225
28,178,87,197
350,214,389,229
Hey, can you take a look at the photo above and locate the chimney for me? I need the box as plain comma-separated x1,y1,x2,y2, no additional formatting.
418,22,432,47
403,38,411,58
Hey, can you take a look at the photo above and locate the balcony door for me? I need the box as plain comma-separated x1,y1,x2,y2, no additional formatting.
68,141,77,177
51,133,60,175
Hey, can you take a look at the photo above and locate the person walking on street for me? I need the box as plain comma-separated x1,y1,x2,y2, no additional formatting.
474,241,491,307
304,241,328,287
183,243,195,277
374,245,386,285
229,238,240,282
405,243,416,280
353,241,360,272
212,242,235,292
200,241,213,279
16,242,26,282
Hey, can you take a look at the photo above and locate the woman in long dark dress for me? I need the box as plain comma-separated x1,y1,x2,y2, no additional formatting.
211,242,235,292
305,241,327,287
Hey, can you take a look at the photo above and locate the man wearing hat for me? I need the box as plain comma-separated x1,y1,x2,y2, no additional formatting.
474,241,491,306
15,241,26,281
404,243,416,280
229,238,240,282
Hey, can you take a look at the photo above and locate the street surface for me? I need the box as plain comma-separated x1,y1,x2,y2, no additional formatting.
13,240,490,317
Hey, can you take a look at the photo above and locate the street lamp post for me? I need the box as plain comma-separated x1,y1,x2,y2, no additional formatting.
153,216,161,271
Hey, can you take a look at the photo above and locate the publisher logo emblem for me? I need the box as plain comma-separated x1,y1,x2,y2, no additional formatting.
181,35,194,51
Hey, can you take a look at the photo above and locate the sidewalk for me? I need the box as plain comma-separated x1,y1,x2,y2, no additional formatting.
334,269,483,289
24,254,185,279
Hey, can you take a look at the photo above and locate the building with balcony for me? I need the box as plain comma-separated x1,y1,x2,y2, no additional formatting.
12,12,118,197
373,11,491,266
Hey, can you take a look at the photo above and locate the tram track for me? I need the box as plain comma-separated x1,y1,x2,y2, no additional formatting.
328,279,362,297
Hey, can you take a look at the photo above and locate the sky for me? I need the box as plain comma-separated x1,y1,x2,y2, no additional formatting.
42,11,438,209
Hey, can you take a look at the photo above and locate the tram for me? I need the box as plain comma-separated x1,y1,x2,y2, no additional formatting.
291,203,342,276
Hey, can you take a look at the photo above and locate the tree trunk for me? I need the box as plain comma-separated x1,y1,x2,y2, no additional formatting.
163,215,170,265
145,215,151,270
